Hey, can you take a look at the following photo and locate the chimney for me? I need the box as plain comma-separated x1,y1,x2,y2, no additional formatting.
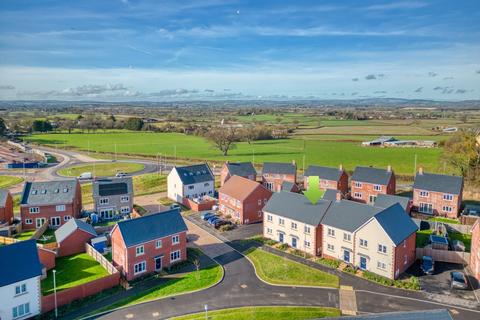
336,192,342,202
339,164,343,171
387,165,392,172
419,166,424,175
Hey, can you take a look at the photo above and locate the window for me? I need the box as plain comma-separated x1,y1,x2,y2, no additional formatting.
121,196,129,202
136,245,144,256
63,188,69,193
304,226,311,234
327,244,334,251
291,222,297,230
134,261,146,274
442,206,453,213
120,206,130,214
29,207,39,214
41,189,47,194
327,228,335,237
267,214,272,222
15,283,27,295
360,239,368,247
354,192,362,199
156,240,162,249
378,244,387,254
64,215,71,221
266,228,273,234
54,188,59,193
354,181,362,188
204,182,209,187
443,194,453,201
12,303,30,319
304,240,311,247
56,204,65,212
377,261,386,270
343,233,351,242
419,190,429,197
419,202,433,214
373,185,381,191
99,198,109,205
258,199,262,205
278,218,285,226
31,190,37,195
25,219,32,224
188,185,194,190
172,234,180,244
170,250,181,262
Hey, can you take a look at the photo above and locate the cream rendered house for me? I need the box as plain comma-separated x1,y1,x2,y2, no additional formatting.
167,164,215,202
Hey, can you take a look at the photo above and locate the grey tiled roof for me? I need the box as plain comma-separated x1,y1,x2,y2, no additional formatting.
374,194,410,211
93,177,133,197
21,179,78,206
0,189,10,207
322,189,341,201
226,162,256,177
374,203,418,245
322,200,382,232
115,208,188,247
262,162,296,175
263,191,332,226
175,164,214,185
413,172,463,194
0,240,42,286
281,181,296,191
55,218,97,243
351,166,393,185
322,309,452,320
304,165,343,181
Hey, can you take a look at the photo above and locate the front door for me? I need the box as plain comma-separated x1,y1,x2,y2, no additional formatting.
360,257,367,270
36,218,46,228
369,195,377,204
155,257,163,271
279,233,284,243
291,237,297,248
420,203,433,214
50,216,61,228
344,250,350,263
100,209,115,219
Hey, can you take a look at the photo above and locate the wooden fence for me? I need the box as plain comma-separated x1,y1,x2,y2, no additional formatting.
32,220,49,240
0,235,19,245
412,218,472,234
416,247,471,265
85,243,117,274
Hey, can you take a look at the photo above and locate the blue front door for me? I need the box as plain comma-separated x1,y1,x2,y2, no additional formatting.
279,233,284,243
344,250,350,263
291,237,297,248
360,257,367,270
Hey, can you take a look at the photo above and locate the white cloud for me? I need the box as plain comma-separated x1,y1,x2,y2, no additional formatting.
365,1,428,11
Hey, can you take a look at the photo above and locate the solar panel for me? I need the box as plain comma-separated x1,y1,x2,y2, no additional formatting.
99,183,128,196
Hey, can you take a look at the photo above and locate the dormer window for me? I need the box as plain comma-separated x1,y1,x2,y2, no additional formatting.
41,190,47,194
54,189,59,193
189,172,193,176
63,188,68,193
32,190,37,195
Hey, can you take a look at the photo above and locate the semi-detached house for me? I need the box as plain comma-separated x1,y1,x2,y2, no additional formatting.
350,166,396,204
220,161,257,186
262,162,297,192
167,164,215,203
304,165,349,195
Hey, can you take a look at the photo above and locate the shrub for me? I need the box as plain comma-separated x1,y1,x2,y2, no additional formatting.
343,265,357,274
224,214,232,219
218,224,234,232
316,258,340,269
278,243,289,251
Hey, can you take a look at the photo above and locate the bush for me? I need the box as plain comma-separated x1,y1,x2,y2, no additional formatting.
316,258,340,269
278,243,289,251
218,224,234,232
362,271,420,290
343,265,357,274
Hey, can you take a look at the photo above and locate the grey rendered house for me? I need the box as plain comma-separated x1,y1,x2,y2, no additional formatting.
93,177,134,219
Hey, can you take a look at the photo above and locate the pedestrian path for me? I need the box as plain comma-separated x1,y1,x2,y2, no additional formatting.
184,219,234,259
339,285,357,316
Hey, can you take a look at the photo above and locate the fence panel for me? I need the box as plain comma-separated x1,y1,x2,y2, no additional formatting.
85,243,117,274
416,247,471,265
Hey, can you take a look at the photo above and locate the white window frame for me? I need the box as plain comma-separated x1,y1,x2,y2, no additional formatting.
304,225,311,234
443,193,453,201
343,233,351,242
291,222,297,230
25,219,32,225
377,261,386,270
55,204,66,212
327,243,334,251
15,283,27,296
99,198,109,205
266,227,272,234
120,206,130,214
12,302,30,319
170,250,181,262
29,207,39,214
120,196,130,203
378,244,387,254
419,190,429,197
136,245,144,256
442,206,453,213
354,181,362,188
327,228,335,237
134,261,146,274
360,239,368,247
373,185,382,191
172,234,180,245
267,214,272,222
278,218,285,226
64,215,71,221
304,240,311,248
156,239,162,249
354,192,362,199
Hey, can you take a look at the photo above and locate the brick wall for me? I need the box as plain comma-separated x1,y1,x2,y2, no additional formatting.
21,203,80,230
412,189,462,218
57,230,96,257
262,173,296,192
350,177,395,204
0,192,14,224
38,247,56,270
392,232,416,279
182,197,216,212
470,221,480,281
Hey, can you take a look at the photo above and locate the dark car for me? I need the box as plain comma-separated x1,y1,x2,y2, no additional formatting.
201,212,216,221
421,256,434,275
214,220,232,228
207,216,221,225
450,271,468,290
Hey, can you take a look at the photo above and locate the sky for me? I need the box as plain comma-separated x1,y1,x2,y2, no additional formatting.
0,0,479,101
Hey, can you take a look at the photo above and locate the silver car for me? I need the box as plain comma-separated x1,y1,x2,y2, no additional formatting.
450,271,468,290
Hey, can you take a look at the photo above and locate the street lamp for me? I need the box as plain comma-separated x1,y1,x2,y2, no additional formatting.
53,269,58,318
204,304,208,320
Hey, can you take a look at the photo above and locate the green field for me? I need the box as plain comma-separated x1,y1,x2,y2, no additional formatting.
26,132,447,176
172,306,340,320
58,162,144,177
0,176,24,188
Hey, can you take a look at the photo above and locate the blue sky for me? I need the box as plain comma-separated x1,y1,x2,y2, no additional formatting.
0,0,479,101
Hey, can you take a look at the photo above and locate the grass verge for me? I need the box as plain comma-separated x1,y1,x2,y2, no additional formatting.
0,176,24,188
58,162,144,177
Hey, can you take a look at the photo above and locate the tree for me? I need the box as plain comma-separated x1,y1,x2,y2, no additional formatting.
206,126,237,156
32,120,53,132
125,117,144,131
0,117,6,136
442,130,480,182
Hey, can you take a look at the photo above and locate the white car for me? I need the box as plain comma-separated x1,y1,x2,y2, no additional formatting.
115,172,129,177
78,172,93,180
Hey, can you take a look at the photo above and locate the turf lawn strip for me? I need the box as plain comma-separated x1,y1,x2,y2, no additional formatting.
0,176,24,188
244,247,339,288
57,162,144,177
171,306,341,320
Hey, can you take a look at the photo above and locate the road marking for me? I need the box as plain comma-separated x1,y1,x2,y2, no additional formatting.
240,284,247,288
125,314,134,319
152,311,160,317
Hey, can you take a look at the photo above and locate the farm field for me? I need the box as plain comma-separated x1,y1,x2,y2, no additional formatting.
26,132,447,176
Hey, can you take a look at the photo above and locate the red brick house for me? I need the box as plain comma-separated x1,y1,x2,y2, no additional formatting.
55,218,97,257
262,161,296,192
281,181,300,193
0,189,14,224
304,165,349,194
220,161,257,186
20,180,82,230
110,209,188,281
412,168,464,218
219,175,273,224
350,166,396,204
470,220,480,282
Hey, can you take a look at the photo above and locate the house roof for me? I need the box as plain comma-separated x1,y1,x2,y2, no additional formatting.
174,164,214,185
373,203,418,245
322,309,452,320
351,166,393,185
263,191,331,226
55,218,97,243
21,179,78,206
413,172,463,195
114,208,188,247
0,189,10,207
281,181,297,192
374,194,410,211
322,200,383,232
225,162,256,177
219,175,268,201
0,240,43,286
304,165,344,181
262,162,296,175
93,177,133,197
322,189,341,201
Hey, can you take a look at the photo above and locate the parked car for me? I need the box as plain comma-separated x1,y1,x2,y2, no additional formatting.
421,256,435,275
201,212,216,220
207,216,221,225
170,203,181,210
451,240,466,252
214,220,232,229
450,271,468,290
115,172,129,177
78,172,93,180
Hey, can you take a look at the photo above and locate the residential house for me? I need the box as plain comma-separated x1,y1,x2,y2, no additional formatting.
262,161,297,192
374,194,412,213
110,209,188,281
263,191,332,256
412,168,464,218
470,220,480,282
322,201,417,279
220,161,256,186
280,181,300,193
20,180,82,230
0,189,14,225
93,177,134,220
304,165,349,195
218,175,272,224
167,164,215,202
0,240,43,320
55,218,97,257
350,166,396,204
322,189,343,202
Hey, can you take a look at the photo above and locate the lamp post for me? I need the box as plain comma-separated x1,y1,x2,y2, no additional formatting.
204,304,208,320
53,269,58,318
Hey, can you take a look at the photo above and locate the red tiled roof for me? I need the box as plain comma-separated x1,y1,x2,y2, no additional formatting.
219,175,265,201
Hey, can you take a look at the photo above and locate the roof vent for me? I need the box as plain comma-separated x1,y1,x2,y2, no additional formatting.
41,190,47,194
55,189,59,193
32,190,37,195
63,188,68,193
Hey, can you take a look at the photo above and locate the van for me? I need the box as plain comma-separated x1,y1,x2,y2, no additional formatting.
78,172,93,180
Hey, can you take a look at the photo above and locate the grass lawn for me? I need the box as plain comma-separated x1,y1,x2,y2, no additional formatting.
14,230,35,240
26,132,446,176
41,253,110,295
37,229,56,244
58,162,144,177
416,229,471,251
0,176,24,188
416,229,433,248
104,252,112,262
172,306,341,320
244,247,339,288
427,217,460,224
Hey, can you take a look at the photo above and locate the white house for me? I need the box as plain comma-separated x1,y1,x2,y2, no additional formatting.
0,240,43,320
167,164,215,202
